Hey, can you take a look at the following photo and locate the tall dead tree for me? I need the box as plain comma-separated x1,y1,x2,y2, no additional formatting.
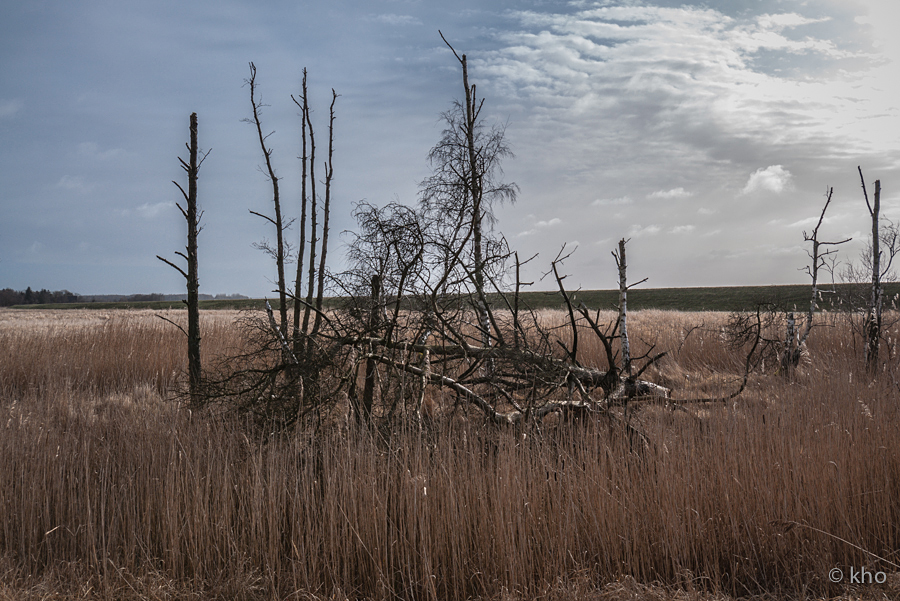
302,85,319,345
246,62,289,338
201,70,342,426
857,167,897,373
289,76,337,351
860,168,884,373
421,32,518,349
781,187,849,372
313,90,337,337
841,170,897,373
157,112,208,406
612,239,647,377
291,70,310,354
726,188,849,378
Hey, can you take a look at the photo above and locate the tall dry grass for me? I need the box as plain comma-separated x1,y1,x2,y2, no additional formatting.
1,308,899,600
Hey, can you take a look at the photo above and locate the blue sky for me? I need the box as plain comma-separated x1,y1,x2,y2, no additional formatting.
1,0,898,295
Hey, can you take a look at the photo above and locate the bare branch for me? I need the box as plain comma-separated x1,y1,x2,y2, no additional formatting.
156,314,188,338
247,62,288,337
249,209,278,226
157,255,188,280
438,30,463,65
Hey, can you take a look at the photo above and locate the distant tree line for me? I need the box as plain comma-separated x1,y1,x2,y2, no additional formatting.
0,287,79,306
0,288,248,306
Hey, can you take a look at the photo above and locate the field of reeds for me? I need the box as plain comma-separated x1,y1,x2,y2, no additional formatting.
1,307,898,600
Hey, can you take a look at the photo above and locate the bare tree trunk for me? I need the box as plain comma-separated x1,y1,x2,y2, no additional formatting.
313,90,337,337
416,314,434,426
513,252,521,348
184,114,202,404
861,167,883,373
303,99,318,342
246,62,288,337
614,238,632,376
464,59,490,349
291,70,309,354
157,112,206,406
782,312,797,372
435,32,517,352
781,186,847,373
450,46,490,349
361,274,381,423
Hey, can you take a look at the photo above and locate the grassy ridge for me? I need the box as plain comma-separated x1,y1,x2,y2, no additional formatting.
13,282,900,313
518,282,900,312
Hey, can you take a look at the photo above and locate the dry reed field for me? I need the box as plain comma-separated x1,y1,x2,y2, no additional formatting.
1,308,899,600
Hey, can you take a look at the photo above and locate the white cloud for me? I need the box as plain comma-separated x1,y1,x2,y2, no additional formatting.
372,14,422,26
517,216,562,237
119,201,175,218
56,175,92,193
757,13,831,30
786,216,823,229
77,142,125,161
0,99,23,118
734,14,844,57
671,225,695,234
741,165,793,195
592,196,632,207
136,201,174,218
628,224,661,237
648,187,692,200
698,207,716,215
483,4,890,165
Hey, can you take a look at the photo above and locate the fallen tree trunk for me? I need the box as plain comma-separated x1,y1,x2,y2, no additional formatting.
364,351,668,424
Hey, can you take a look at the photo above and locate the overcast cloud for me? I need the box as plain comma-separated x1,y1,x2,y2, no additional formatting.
1,0,898,295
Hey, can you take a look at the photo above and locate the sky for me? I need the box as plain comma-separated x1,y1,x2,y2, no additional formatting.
1,0,899,296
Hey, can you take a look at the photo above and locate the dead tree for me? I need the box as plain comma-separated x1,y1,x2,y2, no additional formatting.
206,54,683,432
313,90,337,338
421,32,518,350
781,187,849,372
197,69,343,427
337,207,670,428
301,83,318,347
214,196,685,431
859,168,891,373
286,78,338,355
723,188,848,378
245,62,289,338
291,69,310,355
361,274,382,422
862,169,882,372
157,112,209,406
612,238,648,377
340,201,426,423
